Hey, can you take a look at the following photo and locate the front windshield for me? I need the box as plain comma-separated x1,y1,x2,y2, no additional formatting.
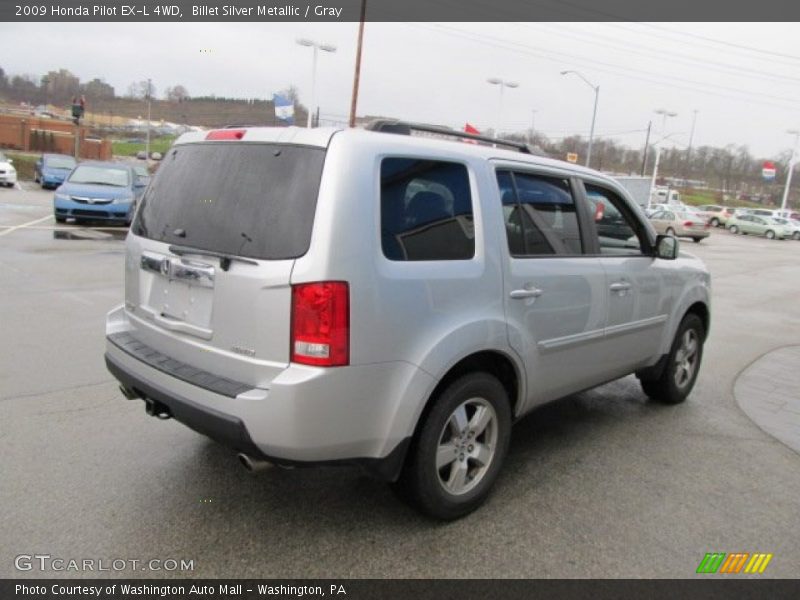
68,165,129,187
46,156,77,169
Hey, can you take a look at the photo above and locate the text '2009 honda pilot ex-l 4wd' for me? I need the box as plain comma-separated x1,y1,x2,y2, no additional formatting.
105,122,710,520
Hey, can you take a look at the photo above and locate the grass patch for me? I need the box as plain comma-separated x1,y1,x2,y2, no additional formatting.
112,136,175,157
2,151,38,181
681,189,761,209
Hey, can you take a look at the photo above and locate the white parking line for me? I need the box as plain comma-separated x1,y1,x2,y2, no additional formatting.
0,214,53,237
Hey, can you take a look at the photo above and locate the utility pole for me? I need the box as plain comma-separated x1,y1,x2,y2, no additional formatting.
348,0,367,128
145,78,151,164
641,120,651,176
649,109,678,208
684,109,698,184
781,129,799,213
560,70,599,168
529,109,537,145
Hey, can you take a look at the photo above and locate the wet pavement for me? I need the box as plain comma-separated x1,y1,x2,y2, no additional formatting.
736,346,800,454
2,184,800,578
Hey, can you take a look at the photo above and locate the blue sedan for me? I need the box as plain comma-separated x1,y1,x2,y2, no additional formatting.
34,154,77,189
53,162,148,225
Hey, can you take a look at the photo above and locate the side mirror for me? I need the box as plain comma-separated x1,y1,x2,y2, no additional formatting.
655,234,678,260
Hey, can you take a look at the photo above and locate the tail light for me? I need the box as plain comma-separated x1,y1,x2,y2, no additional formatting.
291,282,349,367
683,221,694,227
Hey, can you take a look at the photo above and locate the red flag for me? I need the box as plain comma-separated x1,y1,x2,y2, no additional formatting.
464,123,480,144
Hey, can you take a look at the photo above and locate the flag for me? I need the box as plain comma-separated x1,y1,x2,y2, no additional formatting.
464,123,480,144
273,94,294,124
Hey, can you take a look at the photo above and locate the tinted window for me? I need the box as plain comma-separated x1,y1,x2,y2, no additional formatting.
132,143,325,260
496,170,556,256
585,185,647,256
508,172,582,254
381,158,474,261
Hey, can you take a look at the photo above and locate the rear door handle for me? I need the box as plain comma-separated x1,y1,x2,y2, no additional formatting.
510,287,543,300
609,282,632,292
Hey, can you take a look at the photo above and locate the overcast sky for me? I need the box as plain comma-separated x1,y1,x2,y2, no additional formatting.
2,21,799,158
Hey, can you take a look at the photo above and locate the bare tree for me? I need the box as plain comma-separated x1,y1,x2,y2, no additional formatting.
164,84,190,102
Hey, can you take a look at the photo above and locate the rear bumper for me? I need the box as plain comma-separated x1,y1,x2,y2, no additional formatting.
105,347,411,481
103,305,432,480
0,173,17,184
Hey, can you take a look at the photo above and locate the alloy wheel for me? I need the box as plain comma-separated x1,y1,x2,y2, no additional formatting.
436,398,498,496
674,329,699,389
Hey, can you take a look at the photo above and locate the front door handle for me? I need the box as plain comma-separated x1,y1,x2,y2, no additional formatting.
609,282,632,292
510,287,543,300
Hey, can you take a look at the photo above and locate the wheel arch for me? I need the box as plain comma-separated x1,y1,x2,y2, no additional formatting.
410,349,523,447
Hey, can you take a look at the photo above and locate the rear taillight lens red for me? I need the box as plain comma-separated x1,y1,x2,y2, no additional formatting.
291,282,349,367
683,221,694,227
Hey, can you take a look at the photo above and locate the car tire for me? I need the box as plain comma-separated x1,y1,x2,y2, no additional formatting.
640,313,704,405
393,372,511,520
692,237,702,243
666,227,676,236
729,225,738,234
765,230,776,240
55,215,66,223
710,217,719,227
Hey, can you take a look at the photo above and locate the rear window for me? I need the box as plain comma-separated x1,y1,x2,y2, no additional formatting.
132,143,325,260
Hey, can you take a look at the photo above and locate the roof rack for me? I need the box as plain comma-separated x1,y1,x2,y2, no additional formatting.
365,119,544,155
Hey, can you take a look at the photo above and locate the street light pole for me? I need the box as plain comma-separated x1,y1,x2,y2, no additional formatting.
349,0,367,128
486,78,519,139
684,109,698,184
297,38,337,128
781,129,800,213
560,70,599,168
145,78,151,164
649,108,678,209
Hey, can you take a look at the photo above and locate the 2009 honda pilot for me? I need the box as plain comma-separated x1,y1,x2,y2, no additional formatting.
105,122,710,519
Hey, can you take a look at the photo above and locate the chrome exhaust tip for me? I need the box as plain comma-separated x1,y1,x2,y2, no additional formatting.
237,453,272,473
119,384,140,400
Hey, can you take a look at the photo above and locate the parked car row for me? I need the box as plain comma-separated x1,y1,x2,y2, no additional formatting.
726,213,799,240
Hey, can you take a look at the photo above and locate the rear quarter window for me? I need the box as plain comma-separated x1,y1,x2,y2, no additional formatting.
380,157,475,261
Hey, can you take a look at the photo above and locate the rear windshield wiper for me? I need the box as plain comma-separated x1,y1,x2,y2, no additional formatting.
168,244,259,271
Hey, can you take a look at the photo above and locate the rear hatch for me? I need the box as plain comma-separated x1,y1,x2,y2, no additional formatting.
123,136,327,388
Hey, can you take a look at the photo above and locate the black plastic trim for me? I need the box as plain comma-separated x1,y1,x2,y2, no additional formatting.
108,332,250,398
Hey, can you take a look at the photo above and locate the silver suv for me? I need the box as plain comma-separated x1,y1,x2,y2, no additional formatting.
105,122,710,519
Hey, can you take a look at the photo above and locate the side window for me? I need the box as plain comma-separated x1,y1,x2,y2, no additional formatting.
380,158,474,261
496,170,556,256
497,171,581,255
584,184,648,256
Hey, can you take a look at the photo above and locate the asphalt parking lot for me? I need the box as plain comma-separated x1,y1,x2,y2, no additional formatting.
2,184,799,578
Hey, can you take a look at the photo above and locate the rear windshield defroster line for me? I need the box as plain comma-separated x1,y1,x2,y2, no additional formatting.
132,142,326,260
